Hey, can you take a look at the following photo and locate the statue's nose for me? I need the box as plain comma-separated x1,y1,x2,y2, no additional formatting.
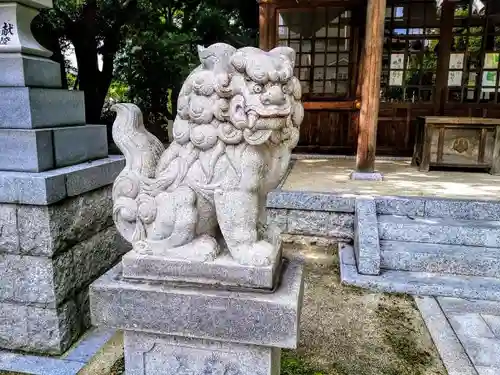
260,86,286,105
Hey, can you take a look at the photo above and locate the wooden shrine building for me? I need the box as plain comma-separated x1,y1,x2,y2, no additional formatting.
258,0,500,173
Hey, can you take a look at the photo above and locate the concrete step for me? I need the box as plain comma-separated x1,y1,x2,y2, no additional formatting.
380,240,500,278
378,215,500,248
340,244,500,302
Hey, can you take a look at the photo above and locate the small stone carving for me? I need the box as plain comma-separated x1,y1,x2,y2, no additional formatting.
112,43,303,266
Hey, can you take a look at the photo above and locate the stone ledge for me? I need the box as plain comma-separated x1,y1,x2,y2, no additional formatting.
90,262,304,349
267,190,500,221
339,243,500,301
0,156,125,205
267,190,355,213
0,125,108,172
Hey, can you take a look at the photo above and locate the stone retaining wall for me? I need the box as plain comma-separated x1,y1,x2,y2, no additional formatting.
0,186,130,354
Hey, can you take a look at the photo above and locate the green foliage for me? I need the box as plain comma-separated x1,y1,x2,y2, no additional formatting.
281,351,326,375
34,0,258,125
113,0,257,124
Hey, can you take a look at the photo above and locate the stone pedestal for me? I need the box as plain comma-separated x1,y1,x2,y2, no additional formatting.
90,260,303,375
0,0,128,355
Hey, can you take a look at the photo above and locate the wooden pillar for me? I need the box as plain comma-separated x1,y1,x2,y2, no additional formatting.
434,0,455,114
259,2,270,50
356,0,387,172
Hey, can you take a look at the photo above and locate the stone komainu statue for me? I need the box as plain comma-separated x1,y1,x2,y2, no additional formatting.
112,43,303,266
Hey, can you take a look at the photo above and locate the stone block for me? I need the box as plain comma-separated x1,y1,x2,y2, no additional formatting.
448,313,496,338
17,186,114,257
52,125,108,168
0,204,18,253
122,244,281,289
0,300,79,355
64,156,125,197
459,336,500,367
124,331,280,375
350,171,384,181
375,196,425,216
354,197,380,275
438,297,500,316
0,128,53,172
0,156,124,205
0,225,128,306
378,215,500,248
339,244,500,302
482,315,500,337
0,54,61,87
0,87,85,129
0,251,72,306
287,210,354,240
90,262,304,349
266,208,288,233
267,190,355,213
72,226,130,292
424,198,500,221
0,170,66,206
0,125,108,172
414,296,478,375
380,241,500,278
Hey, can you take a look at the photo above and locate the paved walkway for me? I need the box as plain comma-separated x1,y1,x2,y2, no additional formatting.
416,296,500,375
284,157,500,200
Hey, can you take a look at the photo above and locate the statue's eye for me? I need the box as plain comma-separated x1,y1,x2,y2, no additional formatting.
282,84,290,94
253,84,263,93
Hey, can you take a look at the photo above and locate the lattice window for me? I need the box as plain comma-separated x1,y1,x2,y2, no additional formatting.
448,0,500,103
381,1,441,103
277,7,352,99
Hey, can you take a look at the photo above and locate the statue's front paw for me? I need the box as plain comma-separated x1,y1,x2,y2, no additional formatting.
231,241,277,266
133,241,153,255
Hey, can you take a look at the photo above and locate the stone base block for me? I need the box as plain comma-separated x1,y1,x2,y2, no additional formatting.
124,331,280,375
122,250,282,290
0,185,114,257
0,295,82,355
122,229,283,289
0,156,124,205
0,125,108,172
350,171,384,181
0,54,61,87
90,261,304,349
0,87,85,129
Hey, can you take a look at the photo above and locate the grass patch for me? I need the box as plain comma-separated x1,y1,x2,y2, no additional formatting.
376,303,434,374
281,351,327,375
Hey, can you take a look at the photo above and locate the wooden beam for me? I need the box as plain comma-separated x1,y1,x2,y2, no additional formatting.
356,0,386,172
303,101,360,111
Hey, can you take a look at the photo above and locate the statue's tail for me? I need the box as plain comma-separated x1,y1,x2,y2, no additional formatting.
111,103,165,243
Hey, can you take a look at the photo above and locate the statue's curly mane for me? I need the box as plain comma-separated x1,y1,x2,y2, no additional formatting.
171,45,301,159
